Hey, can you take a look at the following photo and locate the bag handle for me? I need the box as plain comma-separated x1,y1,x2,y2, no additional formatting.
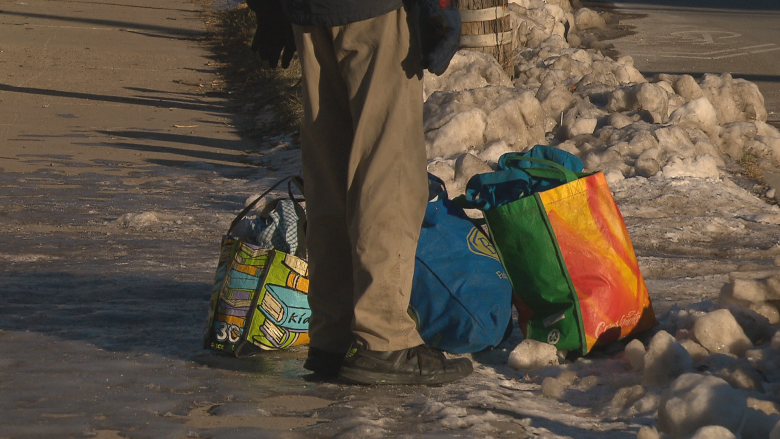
228,176,294,235
501,155,581,183
287,176,305,203
287,176,307,260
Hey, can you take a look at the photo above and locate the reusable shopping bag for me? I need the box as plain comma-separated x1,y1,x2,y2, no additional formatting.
409,174,514,353
464,145,656,355
204,177,310,356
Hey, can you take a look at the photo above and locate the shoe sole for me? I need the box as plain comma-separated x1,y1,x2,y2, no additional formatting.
338,367,470,385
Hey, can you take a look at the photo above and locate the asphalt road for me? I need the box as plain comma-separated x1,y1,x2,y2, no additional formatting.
597,0,780,123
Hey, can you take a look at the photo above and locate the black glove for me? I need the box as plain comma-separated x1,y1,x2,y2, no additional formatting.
417,0,461,76
246,0,296,68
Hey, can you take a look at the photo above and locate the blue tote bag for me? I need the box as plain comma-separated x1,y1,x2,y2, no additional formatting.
409,174,514,353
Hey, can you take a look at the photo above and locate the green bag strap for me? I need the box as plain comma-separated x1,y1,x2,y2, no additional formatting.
501,155,584,183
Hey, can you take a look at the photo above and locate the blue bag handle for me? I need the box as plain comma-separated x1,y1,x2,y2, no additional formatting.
460,151,591,211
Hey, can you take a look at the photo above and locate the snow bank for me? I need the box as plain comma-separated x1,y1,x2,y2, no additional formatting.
423,0,780,196
501,260,780,438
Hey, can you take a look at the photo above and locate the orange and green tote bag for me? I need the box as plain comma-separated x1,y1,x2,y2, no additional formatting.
465,147,657,355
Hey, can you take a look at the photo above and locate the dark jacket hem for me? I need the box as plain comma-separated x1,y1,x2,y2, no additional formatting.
283,0,404,27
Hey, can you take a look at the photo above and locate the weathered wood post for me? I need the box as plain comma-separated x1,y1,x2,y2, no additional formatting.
454,0,514,76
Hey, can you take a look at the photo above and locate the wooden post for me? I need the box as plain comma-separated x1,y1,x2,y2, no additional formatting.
454,0,514,77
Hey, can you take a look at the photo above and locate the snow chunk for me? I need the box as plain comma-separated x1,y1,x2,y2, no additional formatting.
643,330,693,387
536,70,574,119
608,113,634,129
658,154,720,179
669,97,719,136
719,358,765,392
541,377,564,398
117,212,160,227
696,354,765,392
115,212,182,227
718,121,758,160
580,375,598,390
558,97,608,141
453,153,492,193
637,426,661,439
427,159,456,183
613,56,646,84
424,107,488,159
477,139,514,166
688,426,736,439
667,302,716,332
658,373,747,439
748,397,780,417
680,339,710,362
624,339,646,371
607,83,669,121
602,385,645,418
722,302,776,343
508,339,559,370
604,168,625,184
699,73,767,124
423,51,512,100
731,276,771,303
673,74,705,101
574,8,605,30
692,309,753,357
556,369,578,387
424,86,547,159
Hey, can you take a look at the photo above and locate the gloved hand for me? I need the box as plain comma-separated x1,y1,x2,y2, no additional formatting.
246,0,296,68
417,0,461,76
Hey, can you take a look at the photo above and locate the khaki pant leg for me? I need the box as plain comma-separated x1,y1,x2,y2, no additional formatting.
294,7,427,353
294,25,356,354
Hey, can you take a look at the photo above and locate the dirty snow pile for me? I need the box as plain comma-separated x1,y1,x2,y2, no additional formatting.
497,268,780,439
424,0,780,196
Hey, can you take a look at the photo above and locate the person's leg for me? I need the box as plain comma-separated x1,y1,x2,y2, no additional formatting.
329,7,473,385
332,7,428,352
293,26,356,364
296,8,472,384
296,7,426,356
